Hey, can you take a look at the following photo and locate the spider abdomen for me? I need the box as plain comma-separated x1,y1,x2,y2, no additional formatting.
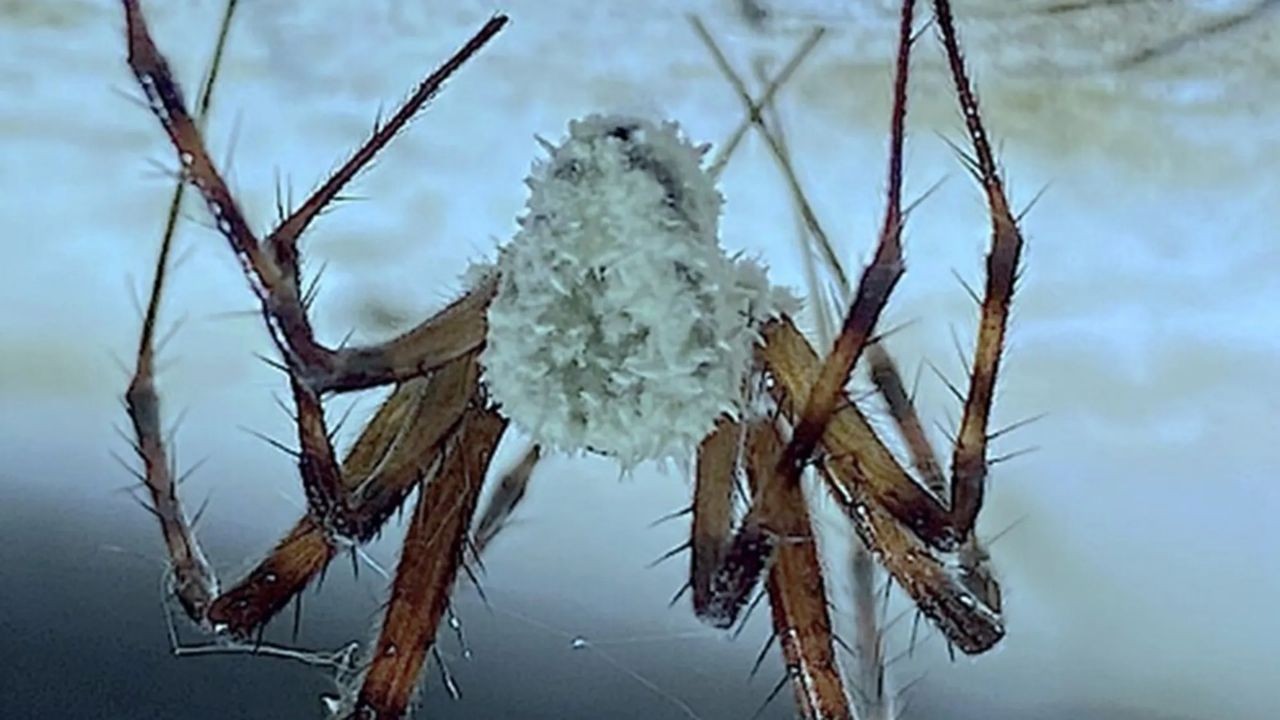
480,115,792,466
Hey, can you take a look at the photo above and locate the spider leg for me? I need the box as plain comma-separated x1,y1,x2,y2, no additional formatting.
701,3,957,540
206,516,335,636
745,421,851,720
127,352,219,623
688,416,812,632
688,414,790,631
317,280,496,394
697,15,947,508
742,0,1013,648
930,0,1026,540
346,358,478,538
710,14,929,660
747,0,1008,653
819,457,1003,655
761,322,1003,653
691,417,742,620
688,416,851,716
263,19,507,283
352,405,507,720
208,357,475,637
760,319,954,548
472,443,542,557
121,0,505,536
122,0,237,625
700,21,978,695
122,0,505,394
867,344,947,497
771,0,917,497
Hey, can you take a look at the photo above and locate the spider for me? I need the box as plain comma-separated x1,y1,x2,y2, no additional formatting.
120,0,1023,717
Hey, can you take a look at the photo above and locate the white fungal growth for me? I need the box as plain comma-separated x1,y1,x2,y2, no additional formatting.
480,115,794,466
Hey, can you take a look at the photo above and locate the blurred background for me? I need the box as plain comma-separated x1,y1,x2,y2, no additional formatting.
2,1,1278,718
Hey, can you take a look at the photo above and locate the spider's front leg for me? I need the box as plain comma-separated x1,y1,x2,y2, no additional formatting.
746,0,1022,657
124,0,504,374
836,0,1024,652
122,0,505,533
119,6,518,718
121,0,508,615
931,0,1024,543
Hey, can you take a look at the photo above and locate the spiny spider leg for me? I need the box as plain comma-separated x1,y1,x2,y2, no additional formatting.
760,319,1005,654
817,0,1021,650
774,0,917,501
695,12,951,523
121,0,506,539
867,339,1007,637
700,7,988,656
761,319,953,546
817,457,1002,655
346,359,478,537
720,0,1010,654
690,417,849,716
685,24,856,646
754,62,894,718
472,443,541,556
123,0,236,624
352,406,507,720
209,359,475,636
694,18,944,507
866,345,946,497
690,417,741,623
317,280,496,394
687,416,793,631
123,0,505,393
931,0,1026,542
689,7,983,658
744,420,850,720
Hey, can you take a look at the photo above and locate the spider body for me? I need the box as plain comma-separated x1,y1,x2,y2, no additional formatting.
120,0,1023,717
484,114,789,466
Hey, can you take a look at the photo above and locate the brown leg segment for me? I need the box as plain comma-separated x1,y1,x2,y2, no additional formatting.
772,0,917,490
686,414,852,713
205,517,336,636
821,458,1003,655
931,0,1026,539
123,0,505,392
690,417,742,624
208,357,476,636
472,443,542,556
352,406,507,720
121,0,506,534
746,422,851,720
759,319,954,548
762,319,1003,654
122,0,237,625
120,0,509,641
866,345,946,497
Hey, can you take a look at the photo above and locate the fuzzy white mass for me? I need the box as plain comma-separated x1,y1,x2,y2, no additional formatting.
480,115,794,466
